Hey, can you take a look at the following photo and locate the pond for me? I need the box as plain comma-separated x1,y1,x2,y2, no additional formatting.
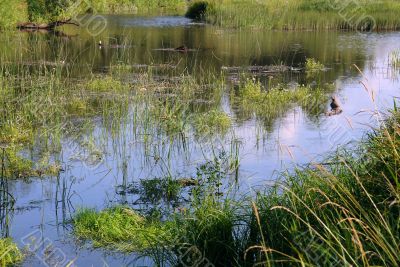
1,15,399,266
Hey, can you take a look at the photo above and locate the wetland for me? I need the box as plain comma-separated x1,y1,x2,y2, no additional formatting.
0,3,399,266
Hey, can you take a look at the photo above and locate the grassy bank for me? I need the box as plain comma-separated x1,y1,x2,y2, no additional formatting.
73,107,400,266
186,0,400,30
3,0,400,31
0,238,23,266
0,0,186,29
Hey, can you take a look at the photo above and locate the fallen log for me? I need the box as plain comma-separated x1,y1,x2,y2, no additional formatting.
17,19,79,30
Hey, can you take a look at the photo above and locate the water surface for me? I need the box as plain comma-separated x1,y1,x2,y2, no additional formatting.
0,15,399,266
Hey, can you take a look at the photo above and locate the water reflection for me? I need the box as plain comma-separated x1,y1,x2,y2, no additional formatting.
0,15,399,266
0,147,14,238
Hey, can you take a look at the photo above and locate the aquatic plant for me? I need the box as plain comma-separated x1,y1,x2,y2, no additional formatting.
73,106,400,266
248,108,400,266
389,49,400,69
192,110,231,135
85,76,127,92
0,238,23,267
73,206,178,252
305,57,325,72
231,78,327,130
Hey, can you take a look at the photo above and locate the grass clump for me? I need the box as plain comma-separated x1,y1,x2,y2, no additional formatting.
86,76,128,92
0,238,23,267
0,124,33,145
73,206,176,252
305,57,325,72
389,50,400,69
232,79,326,129
193,110,231,135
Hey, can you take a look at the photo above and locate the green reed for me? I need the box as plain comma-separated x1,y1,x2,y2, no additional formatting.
187,0,400,31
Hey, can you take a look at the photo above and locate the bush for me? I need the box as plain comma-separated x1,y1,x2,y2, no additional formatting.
185,1,209,20
0,1,28,29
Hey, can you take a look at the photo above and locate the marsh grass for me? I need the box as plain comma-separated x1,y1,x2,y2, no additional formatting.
193,110,231,135
0,58,232,179
187,0,400,30
73,206,177,252
0,238,23,267
246,109,400,266
305,57,325,72
231,78,327,130
73,107,400,266
389,50,400,69
82,0,187,14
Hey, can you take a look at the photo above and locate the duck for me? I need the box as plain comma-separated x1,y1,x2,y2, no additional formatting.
98,40,103,48
326,95,343,116
330,95,340,111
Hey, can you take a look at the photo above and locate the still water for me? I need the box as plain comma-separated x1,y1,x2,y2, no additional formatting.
1,15,399,266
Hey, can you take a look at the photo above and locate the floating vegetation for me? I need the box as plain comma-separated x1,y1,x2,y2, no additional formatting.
73,206,177,252
305,58,325,72
0,238,23,266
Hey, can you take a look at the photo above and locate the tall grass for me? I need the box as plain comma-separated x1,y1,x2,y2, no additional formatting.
186,0,400,30
248,109,400,266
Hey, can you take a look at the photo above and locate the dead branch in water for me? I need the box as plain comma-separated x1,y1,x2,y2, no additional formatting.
17,19,79,30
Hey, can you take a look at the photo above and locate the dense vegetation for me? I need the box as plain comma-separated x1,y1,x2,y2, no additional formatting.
0,0,186,28
1,1,399,266
186,0,400,30
2,0,400,30
74,107,400,266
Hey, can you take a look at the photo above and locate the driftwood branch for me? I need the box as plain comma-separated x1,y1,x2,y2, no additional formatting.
17,18,79,30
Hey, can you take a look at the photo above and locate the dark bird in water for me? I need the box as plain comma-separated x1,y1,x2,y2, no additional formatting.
326,95,343,116
175,45,188,52
330,96,340,110
98,40,103,48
